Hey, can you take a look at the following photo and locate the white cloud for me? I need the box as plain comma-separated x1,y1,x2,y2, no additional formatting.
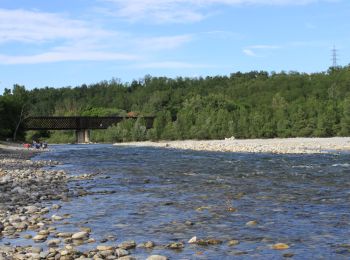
243,49,257,56
0,8,193,64
0,9,111,44
101,0,331,23
0,51,137,65
243,44,281,57
0,8,137,64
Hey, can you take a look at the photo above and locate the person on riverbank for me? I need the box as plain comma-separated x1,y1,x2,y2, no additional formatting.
23,143,31,149
42,141,48,149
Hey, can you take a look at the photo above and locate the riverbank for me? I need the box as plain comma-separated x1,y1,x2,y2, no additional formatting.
113,137,350,154
0,144,169,260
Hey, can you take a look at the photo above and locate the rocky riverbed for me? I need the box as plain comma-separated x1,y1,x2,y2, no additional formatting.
113,137,350,154
0,147,169,260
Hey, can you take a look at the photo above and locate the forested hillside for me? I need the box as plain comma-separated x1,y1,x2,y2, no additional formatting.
1,67,350,143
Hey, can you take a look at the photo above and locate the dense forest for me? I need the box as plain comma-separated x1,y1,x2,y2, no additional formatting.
1,66,350,143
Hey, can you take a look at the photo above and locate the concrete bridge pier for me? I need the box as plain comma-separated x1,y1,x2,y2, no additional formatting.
76,129,90,143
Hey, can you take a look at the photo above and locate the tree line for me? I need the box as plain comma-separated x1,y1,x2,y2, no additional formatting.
1,66,350,143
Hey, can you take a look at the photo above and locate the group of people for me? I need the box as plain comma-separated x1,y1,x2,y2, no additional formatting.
23,140,48,150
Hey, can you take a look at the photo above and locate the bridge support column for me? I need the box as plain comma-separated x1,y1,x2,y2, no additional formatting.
76,129,90,143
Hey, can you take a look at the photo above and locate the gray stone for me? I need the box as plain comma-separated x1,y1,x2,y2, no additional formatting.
115,248,129,257
146,255,168,260
25,205,39,213
118,257,136,260
72,231,89,240
47,239,61,247
118,240,136,250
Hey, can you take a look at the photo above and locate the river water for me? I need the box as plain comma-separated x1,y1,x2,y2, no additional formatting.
34,144,350,259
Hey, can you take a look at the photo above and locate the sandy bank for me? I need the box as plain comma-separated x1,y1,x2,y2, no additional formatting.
114,137,350,154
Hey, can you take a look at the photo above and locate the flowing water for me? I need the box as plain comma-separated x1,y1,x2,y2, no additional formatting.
32,144,350,259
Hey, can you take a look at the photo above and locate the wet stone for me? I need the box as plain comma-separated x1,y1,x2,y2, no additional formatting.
117,256,136,260
72,231,89,240
146,255,168,260
246,220,258,226
283,253,295,258
99,238,108,243
33,234,47,242
228,240,240,246
188,236,197,244
118,240,136,250
97,245,115,251
115,248,129,257
272,243,290,250
47,239,61,247
57,232,73,238
137,241,155,249
166,242,184,249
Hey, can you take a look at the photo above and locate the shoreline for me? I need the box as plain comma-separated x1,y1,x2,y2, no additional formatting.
113,137,350,154
0,144,168,260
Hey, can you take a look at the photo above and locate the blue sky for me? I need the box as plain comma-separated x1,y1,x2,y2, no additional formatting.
0,0,349,93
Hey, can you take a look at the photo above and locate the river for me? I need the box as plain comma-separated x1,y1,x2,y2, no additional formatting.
33,144,350,259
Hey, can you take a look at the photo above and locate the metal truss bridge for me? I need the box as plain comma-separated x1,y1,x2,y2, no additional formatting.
23,116,155,143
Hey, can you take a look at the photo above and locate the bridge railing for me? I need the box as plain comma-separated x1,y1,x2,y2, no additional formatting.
23,116,155,130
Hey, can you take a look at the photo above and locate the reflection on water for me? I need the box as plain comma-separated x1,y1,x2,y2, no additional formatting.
34,144,350,259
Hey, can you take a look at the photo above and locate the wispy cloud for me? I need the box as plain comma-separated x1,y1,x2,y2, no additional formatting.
0,51,137,65
0,8,137,64
243,44,281,57
243,49,257,57
101,0,331,23
0,9,111,44
0,8,194,64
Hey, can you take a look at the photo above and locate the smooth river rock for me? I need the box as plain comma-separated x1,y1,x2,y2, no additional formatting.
72,231,89,240
146,255,168,260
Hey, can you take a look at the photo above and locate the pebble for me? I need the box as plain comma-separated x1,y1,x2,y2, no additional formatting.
146,255,168,260
166,242,184,249
33,234,47,242
116,248,130,257
200,239,222,245
32,247,43,253
57,232,73,238
141,241,155,248
52,204,61,210
246,220,258,226
228,240,240,246
38,230,50,236
118,240,136,250
188,236,197,244
118,257,136,260
72,231,89,240
51,215,63,221
47,239,61,247
272,243,290,250
80,227,91,233
24,205,39,214
97,245,115,251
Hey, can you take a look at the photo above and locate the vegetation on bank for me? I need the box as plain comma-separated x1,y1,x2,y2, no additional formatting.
1,67,350,143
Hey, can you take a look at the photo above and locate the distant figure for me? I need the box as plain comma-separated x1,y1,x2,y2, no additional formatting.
23,143,31,149
42,142,48,149
32,140,41,149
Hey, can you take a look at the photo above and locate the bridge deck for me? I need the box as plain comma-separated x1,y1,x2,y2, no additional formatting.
23,116,154,130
